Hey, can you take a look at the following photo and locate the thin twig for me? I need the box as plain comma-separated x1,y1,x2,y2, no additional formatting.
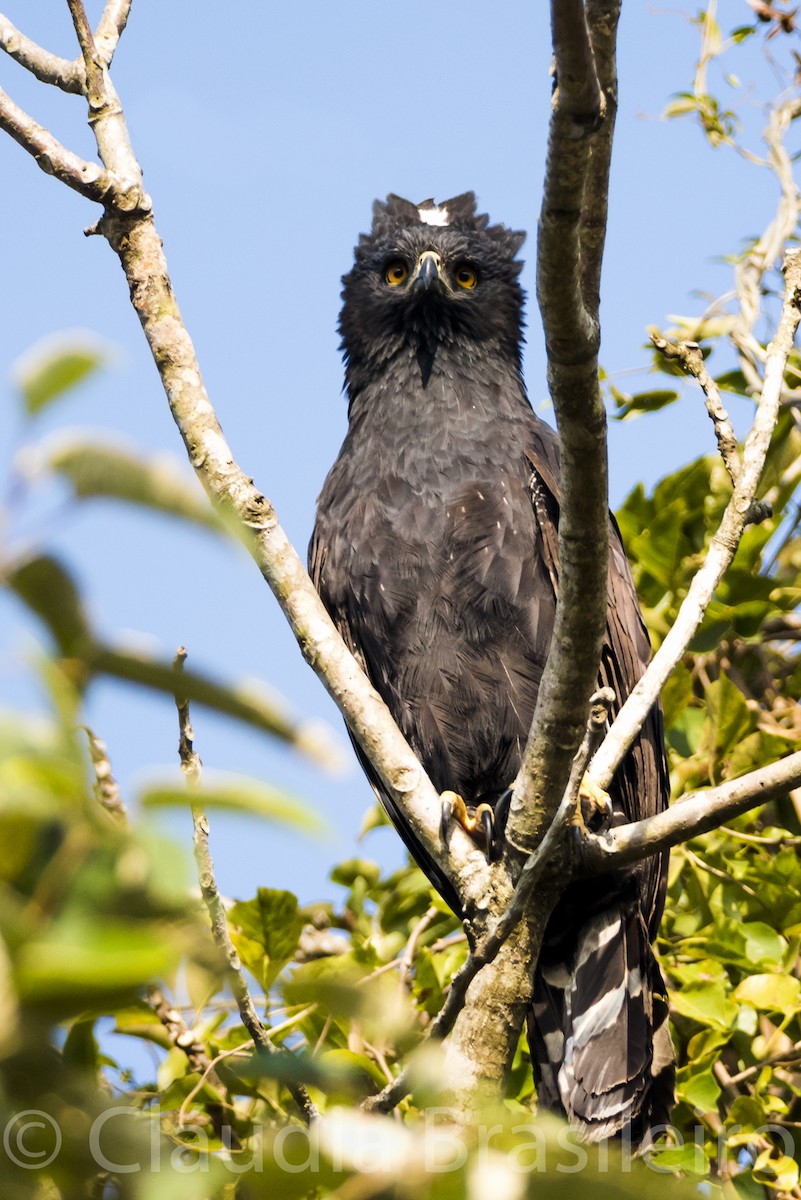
582,748,801,871
150,987,236,1144
66,0,104,109
172,648,320,1125
726,1042,801,1087
81,725,127,822
650,334,743,489
581,0,620,308
398,906,438,992
684,847,761,902
591,250,801,790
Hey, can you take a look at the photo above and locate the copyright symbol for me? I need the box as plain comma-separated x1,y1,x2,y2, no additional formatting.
3,1110,62,1169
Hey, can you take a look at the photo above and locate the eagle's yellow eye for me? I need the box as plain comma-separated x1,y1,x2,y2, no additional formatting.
454,263,478,290
385,261,409,286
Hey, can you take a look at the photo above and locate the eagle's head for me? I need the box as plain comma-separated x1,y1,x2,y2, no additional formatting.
340,193,526,395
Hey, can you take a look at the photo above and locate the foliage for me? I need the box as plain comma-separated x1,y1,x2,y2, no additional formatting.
2,2,801,1198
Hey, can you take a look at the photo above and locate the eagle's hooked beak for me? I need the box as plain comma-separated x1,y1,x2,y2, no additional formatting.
412,250,446,293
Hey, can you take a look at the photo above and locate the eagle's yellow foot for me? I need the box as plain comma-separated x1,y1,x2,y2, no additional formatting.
572,774,613,833
440,791,496,858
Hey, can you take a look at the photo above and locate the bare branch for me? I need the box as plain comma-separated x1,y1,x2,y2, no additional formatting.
0,2,130,92
81,725,127,822
0,84,111,202
650,333,743,488
172,649,320,1126
0,13,82,92
66,0,104,106
0,12,486,920
733,96,801,374
581,0,620,307
551,0,602,116
94,0,131,66
149,986,237,1144
398,905,438,993
591,249,801,791
582,749,801,872
508,0,616,854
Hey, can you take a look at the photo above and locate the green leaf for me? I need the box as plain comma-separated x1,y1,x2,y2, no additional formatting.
660,662,695,730
7,555,92,656
734,973,801,1012
742,923,786,969
330,859,382,891
228,888,305,989
714,368,750,395
93,648,339,762
16,917,180,1014
140,772,322,831
753,1149,800,1191
359,802,390,838
663,96,701,118
646,1142,710,1174
283,955,371,1019
48,440,229,534
318,1048,387,1097
678,1066,721,1112
611,388,680,420
670,981,738,1028
62,1017,101,1070
703,673,754,759
14,333,110,416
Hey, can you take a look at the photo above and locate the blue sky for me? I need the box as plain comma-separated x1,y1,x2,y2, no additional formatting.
0,3,793,908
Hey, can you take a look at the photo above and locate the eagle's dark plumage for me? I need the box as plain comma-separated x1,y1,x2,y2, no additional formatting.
310,193,674,1141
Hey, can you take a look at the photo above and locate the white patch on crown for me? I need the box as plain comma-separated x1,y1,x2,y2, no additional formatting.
417,204,450,227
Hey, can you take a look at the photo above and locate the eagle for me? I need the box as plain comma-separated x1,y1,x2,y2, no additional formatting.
309,192,674,1141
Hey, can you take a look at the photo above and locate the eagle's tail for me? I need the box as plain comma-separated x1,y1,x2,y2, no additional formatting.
527,901,674,1145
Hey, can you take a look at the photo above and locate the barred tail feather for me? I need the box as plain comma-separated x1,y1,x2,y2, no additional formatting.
528,903,674,1144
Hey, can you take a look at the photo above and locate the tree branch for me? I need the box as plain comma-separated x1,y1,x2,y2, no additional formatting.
366,689,614,1115
5,1,496,921
0,2,130,91
0,13,82,92
0,83,112,202
506,0,616,856
590,249,801,790
582,750,801,872
81,725,127,822
581,0,620,308
93,0,131,66
172,649,320,1126
650,334,743,487
149,986,237,1145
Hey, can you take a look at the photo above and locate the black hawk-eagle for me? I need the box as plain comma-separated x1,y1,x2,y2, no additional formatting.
309,193,674,1141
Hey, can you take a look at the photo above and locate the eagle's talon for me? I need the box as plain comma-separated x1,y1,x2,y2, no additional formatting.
440,791,499,859
478,803,495,859
492,787,513,858
576,774,613,834
440,789,467,844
